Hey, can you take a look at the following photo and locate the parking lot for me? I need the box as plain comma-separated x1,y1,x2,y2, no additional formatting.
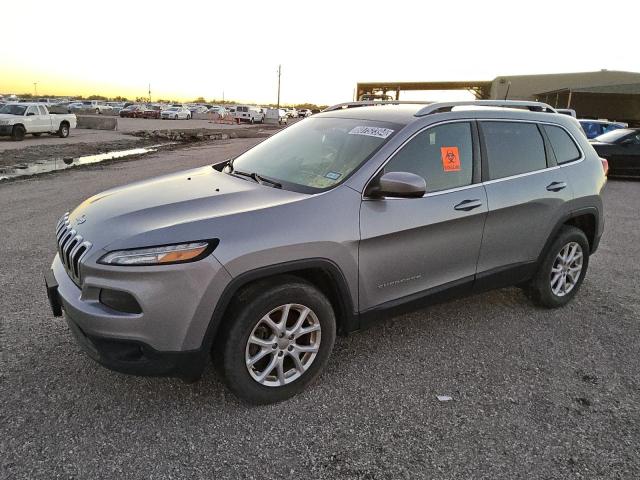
0,141,638,478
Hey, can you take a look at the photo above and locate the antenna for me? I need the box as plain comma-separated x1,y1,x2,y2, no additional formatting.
504,81,511,100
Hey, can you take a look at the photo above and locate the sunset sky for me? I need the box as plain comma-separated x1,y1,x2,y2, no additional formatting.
3,0,639,104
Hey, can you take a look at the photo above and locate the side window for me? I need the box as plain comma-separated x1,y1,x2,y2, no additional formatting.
38,106,47,115
544,125,581,164
580,121,599,139
384,122,473,193
26,106,39,116
481,122,547,180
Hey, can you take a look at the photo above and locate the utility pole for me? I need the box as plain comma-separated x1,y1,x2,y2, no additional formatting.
33,82,39,97
148,83,151,103
276,64,281,109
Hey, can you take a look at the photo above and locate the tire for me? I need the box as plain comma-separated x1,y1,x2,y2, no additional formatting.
527,226,590,308
217,276,336,404
187,114,191,120
250,118,254,124
11,125,25,141
58,122,70,138
95,109,100,115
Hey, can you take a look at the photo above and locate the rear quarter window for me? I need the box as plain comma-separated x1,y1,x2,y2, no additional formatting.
481,121,547,180
544,125,581,164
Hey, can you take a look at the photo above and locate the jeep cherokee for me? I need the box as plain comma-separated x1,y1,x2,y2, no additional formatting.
45,100,606,404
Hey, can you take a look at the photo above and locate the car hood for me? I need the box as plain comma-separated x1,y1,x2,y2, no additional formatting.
0,113,21,120
66,166,307,252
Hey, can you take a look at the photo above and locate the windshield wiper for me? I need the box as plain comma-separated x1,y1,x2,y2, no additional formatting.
250,172,282,189
225,159,281,189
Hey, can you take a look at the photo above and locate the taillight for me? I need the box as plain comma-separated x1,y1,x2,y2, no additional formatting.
600,157,609,176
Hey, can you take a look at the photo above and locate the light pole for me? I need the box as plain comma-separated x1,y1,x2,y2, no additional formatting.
276,64,281,109
33,82,39,97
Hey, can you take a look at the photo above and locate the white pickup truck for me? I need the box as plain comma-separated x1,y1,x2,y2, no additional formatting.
0,103,77,141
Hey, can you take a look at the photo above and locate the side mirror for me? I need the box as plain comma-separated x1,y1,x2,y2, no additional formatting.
367,171,426,198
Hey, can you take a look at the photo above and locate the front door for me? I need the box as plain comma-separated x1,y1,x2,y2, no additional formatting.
358,121,487,312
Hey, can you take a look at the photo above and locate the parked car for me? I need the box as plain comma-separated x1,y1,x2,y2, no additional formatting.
579,119,627,139
119,105,145,118
590,128,640,177
45,100,606,404
285,108,298,118
297,109,312,118
79,100,113,115
67,102,86,113
235,105,265,124
265,108,288,125
189,105,208,115
161,106,191,120
0,103,76,140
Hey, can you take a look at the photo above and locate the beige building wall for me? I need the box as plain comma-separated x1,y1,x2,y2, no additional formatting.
489,70,640,101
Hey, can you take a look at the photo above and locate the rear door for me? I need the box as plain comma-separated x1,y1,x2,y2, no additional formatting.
476,121,573,282
358,121,487,311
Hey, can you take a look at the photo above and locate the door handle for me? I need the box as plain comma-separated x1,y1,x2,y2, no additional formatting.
454,199,482,211
546,181,567,192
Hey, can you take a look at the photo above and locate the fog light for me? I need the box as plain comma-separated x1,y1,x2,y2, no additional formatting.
99,289,142,314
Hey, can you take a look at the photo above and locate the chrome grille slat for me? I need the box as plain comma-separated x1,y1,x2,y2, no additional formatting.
55,213,92,286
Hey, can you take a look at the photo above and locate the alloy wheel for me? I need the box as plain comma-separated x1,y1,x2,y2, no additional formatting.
245,303,321,387
550,241,583,297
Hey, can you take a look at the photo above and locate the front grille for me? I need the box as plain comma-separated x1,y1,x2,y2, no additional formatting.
56,213,92,285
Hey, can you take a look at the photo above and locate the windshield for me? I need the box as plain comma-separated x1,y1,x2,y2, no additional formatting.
230,117,399,192
0,104,27,115
167,107,179,111
593,129,634,143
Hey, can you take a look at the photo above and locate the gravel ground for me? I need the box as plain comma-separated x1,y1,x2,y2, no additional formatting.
0,144,638,479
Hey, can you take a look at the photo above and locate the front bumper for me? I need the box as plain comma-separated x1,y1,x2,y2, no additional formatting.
46,252,232,379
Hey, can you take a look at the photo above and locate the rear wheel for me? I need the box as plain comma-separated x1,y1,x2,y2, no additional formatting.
95,108,100,115
527,226,589,308
11,125,25,141
217,277,336,404
58,122,70,138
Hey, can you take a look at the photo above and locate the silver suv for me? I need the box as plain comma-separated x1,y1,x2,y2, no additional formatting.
45,100,606,404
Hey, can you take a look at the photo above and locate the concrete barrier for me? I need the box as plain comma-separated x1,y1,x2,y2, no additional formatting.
76,115,118,131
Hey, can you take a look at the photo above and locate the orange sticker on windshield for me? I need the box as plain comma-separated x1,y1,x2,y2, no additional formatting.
441,146,461,172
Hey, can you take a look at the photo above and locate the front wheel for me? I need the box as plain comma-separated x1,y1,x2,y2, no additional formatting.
217,277,336,404
527,226,590,308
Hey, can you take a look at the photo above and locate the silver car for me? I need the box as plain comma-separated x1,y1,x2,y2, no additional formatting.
45,100,607,404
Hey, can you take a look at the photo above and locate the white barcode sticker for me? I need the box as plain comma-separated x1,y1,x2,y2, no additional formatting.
348,126,394,139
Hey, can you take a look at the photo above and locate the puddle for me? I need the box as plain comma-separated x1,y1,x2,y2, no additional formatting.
0,144,168,181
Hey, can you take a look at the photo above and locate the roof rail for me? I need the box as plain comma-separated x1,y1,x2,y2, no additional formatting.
414,100,557,116
322,100,435,112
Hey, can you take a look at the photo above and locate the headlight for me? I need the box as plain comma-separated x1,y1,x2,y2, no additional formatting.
99,241,212,266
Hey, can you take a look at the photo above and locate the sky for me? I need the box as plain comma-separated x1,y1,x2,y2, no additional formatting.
2,0,639,105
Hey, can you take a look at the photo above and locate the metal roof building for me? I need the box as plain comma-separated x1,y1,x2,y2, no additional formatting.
356,70,640,125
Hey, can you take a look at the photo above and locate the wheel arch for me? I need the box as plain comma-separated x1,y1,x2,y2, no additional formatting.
201,258,357,354
538,207,600,264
